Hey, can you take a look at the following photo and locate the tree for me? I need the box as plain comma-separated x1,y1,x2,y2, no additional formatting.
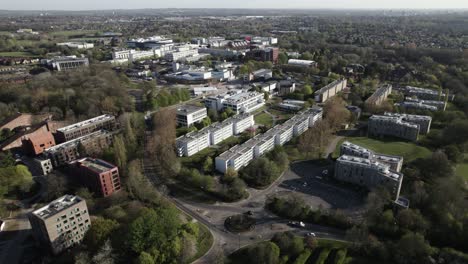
393,233,433,264
84,217,119,249
278,52,288,65
92,240,115,264
126,160,160,203
128,207,181,254
75,252,91,264
240,158,280,188
323,97,351,131
298,120,332,158
302,85,313,95
272,232,304,258
44,173,67,201
113,135,127,170
137,252,155,264
396,209,429,234
202,157,213,174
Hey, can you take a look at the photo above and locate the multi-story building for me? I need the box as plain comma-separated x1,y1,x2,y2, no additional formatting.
21,126,56,155
403,86,453,101
127,36,174,49
55,115,117,143
28,195,91,254
71,158,121,197
165,48,199,62
245,47,279,64
368,113,432,141
335,155,403,200
205,90,265,114
314,78,347,103
45,130,115,167
215,108,323,173
176,114,254,157
57,42,94,49
278,80,296,96
287,59,317,67
398,97,447,111
112,49,159,62
340,141,404,172
365,84,392,106
42,56,89,71
32,157,53,175
176,105,208,127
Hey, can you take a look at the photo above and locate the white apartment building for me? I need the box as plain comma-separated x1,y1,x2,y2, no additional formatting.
176,114,254,157
314,78,347,103
176,105,208,127
165,46,199,62
176,128,210,157
214,107,323,173
112,49,159,62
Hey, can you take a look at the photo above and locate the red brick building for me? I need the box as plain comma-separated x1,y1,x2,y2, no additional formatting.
72,158,121,197
0,122,55,154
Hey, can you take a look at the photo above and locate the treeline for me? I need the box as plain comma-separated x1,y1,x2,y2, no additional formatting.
146,88,191,110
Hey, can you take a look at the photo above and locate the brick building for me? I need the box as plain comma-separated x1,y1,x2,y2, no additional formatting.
71,158,121,197
0,122,55,153
55,115,117,143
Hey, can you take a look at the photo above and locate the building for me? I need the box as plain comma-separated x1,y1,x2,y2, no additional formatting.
245,47,279,64
55,115,117,143
57,42,94,49
72,158,121,197
365,84,392,106
403,86,454,101
192,86,218,96
278,103,302,111
251,69,273,81
368,113,432,141
176,105,208,127
346,106,362,120
176,114,254,157
112,49,158,62
314,78,347,103
398,97,447,111
287,59,317,67
205,91,265,114
165,47,199,62
28,195,91,254
42,56,89,71
0,122,54,153
44,130,115,167
127,36,174,49
340,141,403,172
22,126,56,155
334,155,403,200
215,108,322,173
33,157,53,175
278,80,296,96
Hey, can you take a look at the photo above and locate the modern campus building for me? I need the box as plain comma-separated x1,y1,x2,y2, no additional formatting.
314,78,347,103
71,158,121,197
112,49,159,62
57,42,94,49
368,113,432,141
45,130,115,167
176,114,254,157
42,56,89,71
340,141,404,172
365,84,392,106
215,108,323,173
287,59,317,67
334,155,403,200
176,105,208,127
28,195,91,254
55,114,117,143
204,90,265,114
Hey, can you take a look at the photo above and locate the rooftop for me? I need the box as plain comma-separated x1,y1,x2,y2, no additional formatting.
314,78,346,95
338,155,401,180
176,105,206,115
57,115,114,133
45,130,109,152
78,158,116,173
32,195,84,220
224,91,263,104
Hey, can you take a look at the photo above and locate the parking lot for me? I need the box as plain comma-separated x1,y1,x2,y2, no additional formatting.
276,160,365,213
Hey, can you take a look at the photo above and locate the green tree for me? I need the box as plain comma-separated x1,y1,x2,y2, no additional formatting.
136,252,155,264
393,233,434,264
202,157,213,174
84,217,119,249
302,84,313,95
278,52,288,65
113,135,127,170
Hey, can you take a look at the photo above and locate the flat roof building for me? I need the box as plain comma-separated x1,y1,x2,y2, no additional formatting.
340,141,404,172
314,78,347,103
176,105,208,127
43,56,89,72
368,113,431,141
288,59,317,67
45,130,115,167
365,84,392,106
71,158,121,197
56,114,117,143
205,91,265,114
335,155,403,200
29,195,91,254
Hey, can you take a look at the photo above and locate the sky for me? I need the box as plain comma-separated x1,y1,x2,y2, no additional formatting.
2,0,468,10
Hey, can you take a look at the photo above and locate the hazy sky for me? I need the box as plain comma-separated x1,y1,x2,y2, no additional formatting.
2,0,468,10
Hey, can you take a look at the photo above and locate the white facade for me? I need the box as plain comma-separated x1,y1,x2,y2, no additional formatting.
57,42,94,49
215,144,255,174
33,158,53,175
205,91,265,114
176,114,254,157
112,49,159,62
253,132,276,158
288,59,317,67
176,105,208,127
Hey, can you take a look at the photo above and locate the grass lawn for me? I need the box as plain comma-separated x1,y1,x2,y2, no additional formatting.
455,162,468,180
317,239,349,249
333,137,432,162
254,112,273,127
0,51,36,57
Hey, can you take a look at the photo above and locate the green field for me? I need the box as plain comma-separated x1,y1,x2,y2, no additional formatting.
0,51,36,57
333,137,432,162
456,162,468,180
254,112,274,127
